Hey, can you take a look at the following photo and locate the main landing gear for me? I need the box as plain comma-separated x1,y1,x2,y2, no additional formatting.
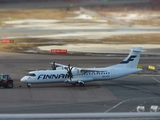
72,82,85,86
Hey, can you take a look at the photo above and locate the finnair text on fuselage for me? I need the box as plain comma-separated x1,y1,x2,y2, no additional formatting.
37,71,111,80
38,74,70,80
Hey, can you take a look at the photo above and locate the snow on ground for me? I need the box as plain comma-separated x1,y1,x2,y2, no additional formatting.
4,31,159,40
38,44,160,54
30,31,160,40
3,18,160,40
72,14,93,20
8,23,109,29
5,19,61,24
114,14,147,20
109,12,160,21
2,12,160,53
4,12,107,26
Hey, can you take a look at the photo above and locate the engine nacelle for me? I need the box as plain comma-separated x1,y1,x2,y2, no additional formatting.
72,68,81,76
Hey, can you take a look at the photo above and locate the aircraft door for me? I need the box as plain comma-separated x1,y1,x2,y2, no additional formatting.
111,69,115,78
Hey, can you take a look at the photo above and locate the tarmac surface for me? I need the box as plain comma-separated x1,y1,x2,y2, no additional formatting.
0,52,160,114
0,1,159,119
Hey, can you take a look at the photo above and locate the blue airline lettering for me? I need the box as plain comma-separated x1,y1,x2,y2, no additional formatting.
120,55,137,64
37,74,70,80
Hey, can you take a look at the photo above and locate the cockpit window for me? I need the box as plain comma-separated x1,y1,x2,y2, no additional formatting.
26,73,36,77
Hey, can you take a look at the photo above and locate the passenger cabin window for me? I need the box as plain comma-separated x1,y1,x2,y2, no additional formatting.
26,73,36,77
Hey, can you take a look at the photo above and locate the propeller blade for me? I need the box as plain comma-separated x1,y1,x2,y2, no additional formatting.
51,61,56,70
67,64,73,81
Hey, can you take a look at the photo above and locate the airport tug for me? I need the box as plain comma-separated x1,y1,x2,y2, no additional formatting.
0,74,14,88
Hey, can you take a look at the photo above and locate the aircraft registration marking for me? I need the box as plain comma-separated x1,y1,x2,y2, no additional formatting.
102,75,110,78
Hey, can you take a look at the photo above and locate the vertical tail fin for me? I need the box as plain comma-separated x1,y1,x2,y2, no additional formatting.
108,47,143,69
119,47,142,68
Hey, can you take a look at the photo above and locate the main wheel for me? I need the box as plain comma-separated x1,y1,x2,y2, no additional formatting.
72,83,77,86
6,82,13,88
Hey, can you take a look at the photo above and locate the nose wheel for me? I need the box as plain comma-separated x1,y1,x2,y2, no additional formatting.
27,83,31,88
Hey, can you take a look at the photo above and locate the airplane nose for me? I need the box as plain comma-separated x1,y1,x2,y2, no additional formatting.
20,77,27,82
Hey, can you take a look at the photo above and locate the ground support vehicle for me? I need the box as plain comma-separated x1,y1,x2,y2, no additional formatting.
0,74,14,88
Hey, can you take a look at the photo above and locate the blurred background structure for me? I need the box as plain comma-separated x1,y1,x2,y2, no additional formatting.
0,0,160,10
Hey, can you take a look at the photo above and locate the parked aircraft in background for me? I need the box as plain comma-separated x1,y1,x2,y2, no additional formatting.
21,47,143,87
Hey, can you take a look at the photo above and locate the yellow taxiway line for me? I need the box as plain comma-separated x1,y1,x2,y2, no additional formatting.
152,77,160,83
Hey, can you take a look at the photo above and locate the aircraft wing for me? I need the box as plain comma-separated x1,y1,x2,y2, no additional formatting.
79,68,104,73
54,63,68,69
51,62,104,72
51,62,70,70
52,62,80,70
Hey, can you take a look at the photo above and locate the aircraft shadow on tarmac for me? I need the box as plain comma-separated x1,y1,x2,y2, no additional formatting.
17,79,159,89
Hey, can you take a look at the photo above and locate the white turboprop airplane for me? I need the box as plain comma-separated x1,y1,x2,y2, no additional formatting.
21,47,143,87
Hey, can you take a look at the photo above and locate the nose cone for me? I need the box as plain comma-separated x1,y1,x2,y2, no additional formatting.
21,76,27,83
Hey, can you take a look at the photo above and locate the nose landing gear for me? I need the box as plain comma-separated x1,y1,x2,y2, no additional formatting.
27,83,31,88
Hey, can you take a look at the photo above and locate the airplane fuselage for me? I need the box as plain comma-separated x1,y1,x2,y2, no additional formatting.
20,47,143,87
21,68,141,84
